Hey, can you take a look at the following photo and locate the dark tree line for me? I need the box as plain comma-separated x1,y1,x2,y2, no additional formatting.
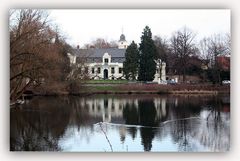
168,29,230,84
123,25,230,83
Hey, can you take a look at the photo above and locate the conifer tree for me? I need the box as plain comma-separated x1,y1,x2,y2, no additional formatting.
123,41,139,80
138,26,157,81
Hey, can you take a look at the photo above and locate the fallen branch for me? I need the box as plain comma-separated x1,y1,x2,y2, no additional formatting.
99,122,113,152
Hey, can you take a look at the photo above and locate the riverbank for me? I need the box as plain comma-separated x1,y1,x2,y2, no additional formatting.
81,84,229,95
30,83,230,96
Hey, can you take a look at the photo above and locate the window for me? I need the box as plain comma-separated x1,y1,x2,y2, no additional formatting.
111,67,115,74
97,67,101,74
119,67,122,74
104,58,109,63
91,68,94,74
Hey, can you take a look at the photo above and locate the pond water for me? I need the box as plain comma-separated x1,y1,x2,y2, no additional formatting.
10,94,230,152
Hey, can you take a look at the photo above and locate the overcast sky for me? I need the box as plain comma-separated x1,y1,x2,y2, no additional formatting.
49,9,230,47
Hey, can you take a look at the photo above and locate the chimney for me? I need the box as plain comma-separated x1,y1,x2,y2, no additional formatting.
77,45,80,49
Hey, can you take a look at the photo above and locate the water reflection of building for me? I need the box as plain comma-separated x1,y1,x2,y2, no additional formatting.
10,95,230,152
154,98,167,121
85,98,127,123
83,96,169,151
84,97,168,123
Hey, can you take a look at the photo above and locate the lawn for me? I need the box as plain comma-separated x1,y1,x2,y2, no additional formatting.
82,83,230,94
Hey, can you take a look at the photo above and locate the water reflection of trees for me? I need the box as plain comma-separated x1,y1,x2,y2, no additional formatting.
10,96,92,151
196,95,230,151
138,100,158,151
169,96,203,151
167,95,230,152
122,102,138,140
10,95,230,152
10,97,71,151
122,99,161,151
120,95,229,152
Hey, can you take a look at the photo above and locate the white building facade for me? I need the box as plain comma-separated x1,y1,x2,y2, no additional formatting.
67,34,166,83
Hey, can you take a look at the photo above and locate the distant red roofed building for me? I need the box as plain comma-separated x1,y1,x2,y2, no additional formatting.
216,55,230,71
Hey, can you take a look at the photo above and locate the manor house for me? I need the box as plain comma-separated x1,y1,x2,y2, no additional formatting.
67,33,166,83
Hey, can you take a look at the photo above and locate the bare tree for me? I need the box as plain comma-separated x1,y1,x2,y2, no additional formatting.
84,38,118,49
154,36,169,62
66,47,95,85
109,40,118,48
170,27,197,82
225,33,231,56
10,9,70,102
199,34,230,83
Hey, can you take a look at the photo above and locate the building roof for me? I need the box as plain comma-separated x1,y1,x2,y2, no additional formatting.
72,48,126,63
72,48,126,58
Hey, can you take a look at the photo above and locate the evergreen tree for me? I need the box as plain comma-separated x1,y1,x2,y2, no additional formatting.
123,41,139,80
138,26,157,81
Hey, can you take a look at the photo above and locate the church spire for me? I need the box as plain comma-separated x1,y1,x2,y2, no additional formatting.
118,29,128,49
119,27,126,41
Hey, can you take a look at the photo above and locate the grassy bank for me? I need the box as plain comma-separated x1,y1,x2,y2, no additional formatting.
30,82,230,96
80,84,230,95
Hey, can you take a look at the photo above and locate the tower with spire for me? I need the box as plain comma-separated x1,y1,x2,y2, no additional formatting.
118,28,128,49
